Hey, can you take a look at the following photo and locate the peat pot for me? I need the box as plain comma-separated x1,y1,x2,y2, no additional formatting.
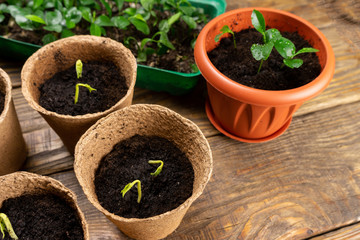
21,35,137,154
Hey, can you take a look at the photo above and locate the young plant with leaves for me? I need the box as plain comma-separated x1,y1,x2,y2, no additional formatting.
121,179,142,203
214,25,236,48
74,60,97,104
0,213,18,240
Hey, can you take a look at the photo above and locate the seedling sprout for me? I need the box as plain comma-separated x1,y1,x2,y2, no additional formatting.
0,213,18,240
121,180,142,204
76,59,83,79
215,25,236,49
74,83,97,104
148,160,164,177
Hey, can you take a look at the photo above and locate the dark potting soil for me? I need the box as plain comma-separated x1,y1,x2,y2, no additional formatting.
38,61,128,116
0,91,5,115
208,28,322,90
94,134,195,219
0,193,84,240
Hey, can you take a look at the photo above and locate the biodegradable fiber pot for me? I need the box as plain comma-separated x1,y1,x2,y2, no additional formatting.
21,35,137,154
0,68,26,176
194,8,335,142
0,171,89,239
74,104,213,240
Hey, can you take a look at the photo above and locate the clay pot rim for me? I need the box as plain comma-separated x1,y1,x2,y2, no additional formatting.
0,171,89,240
21,35,137,121
75,104,213,223
194,7,336,106
0,68,12,122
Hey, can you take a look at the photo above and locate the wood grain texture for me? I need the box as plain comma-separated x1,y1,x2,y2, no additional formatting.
0,0,359,238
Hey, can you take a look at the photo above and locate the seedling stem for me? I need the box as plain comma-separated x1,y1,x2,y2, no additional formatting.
74,83,97,104
121,180,142,203
0,213,18,240
148,160,164,176
76,59,83,79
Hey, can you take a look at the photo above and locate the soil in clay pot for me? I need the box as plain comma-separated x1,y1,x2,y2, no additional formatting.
94,134,195,219
0,193,84,240
38,61,128,116
0,91,4,115
208,29,322,90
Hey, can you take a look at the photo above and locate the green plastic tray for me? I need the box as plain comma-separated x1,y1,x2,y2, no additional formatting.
0,0,226,95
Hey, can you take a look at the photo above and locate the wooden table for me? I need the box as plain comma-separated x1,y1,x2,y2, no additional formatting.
1,0,360,239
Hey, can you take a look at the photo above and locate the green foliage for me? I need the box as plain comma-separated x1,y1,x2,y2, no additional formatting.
0,213,18,240
214,25,236,48
148,160,164,176
74,83,97,104
1,0,209,68
121,179,142,203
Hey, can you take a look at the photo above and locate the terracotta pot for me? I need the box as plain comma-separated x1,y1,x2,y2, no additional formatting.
74,104,213,240
21,35,137,154
0,68,26,176
0,171,89,239
194,8,335,142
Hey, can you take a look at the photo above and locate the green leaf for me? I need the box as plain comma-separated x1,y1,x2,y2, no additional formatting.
124,7,136,16
294,47,319,56
0,15,4,23
15,15,35,31
283,58,303,68
140,0,155,11
274,37,296,59
129,14,150,35
251,42,274,61
214,25,233,43
42,33,57,44
61,29,74,38
159,32,175,50
81,9,92,22
80,0,96,5
44,24,62,32
140,38,154,50
137,50,147,62
64,0,74,9
114,0,124,10
265,28,281,43
158,20,169,33
45,9,62,26
191,63,199,72
179,6,194,16
100,0,112,17
168,12,182,26
0,3,7,12
25,14,46,24
111,16,130,29
190,38,196,49
95,15,114,26
65,7,82,24
251,9,266,34
33,0,43,10
181,15,196,29
90,23,101,36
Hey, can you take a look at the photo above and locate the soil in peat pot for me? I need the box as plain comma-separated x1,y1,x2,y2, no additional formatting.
94,134,195,219
0,91,4,115
38,60,128,116
208,29,322,90
0,193,84,240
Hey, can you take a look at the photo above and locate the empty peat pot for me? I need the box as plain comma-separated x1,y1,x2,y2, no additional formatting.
0,171,89,239
194,8,335,142
21,35,136,154
74,104,213,240
0,68,26,176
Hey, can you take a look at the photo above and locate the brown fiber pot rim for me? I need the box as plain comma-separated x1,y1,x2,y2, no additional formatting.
0,68,12,123
74,104,213,223
21,35,136,121
0,171,89,239
194,7,336,106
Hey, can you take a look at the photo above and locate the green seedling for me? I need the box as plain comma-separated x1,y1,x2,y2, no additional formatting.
148,160,164,177
0,213,18,240
74,83,97,104
121,180,142,203
251,9,318,72
76,59,83,79
214,25,236,49
274,37,319,68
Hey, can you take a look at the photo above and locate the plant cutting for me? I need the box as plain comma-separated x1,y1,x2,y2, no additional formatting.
0,0,226,95
21,35,137,154
0,172,89,239
73,59,97,104
74,104,213,240
0,68,26,176
194,8,335,142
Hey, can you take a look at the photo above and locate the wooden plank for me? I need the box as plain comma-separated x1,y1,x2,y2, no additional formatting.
310,223,360,239
47,100,360,239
